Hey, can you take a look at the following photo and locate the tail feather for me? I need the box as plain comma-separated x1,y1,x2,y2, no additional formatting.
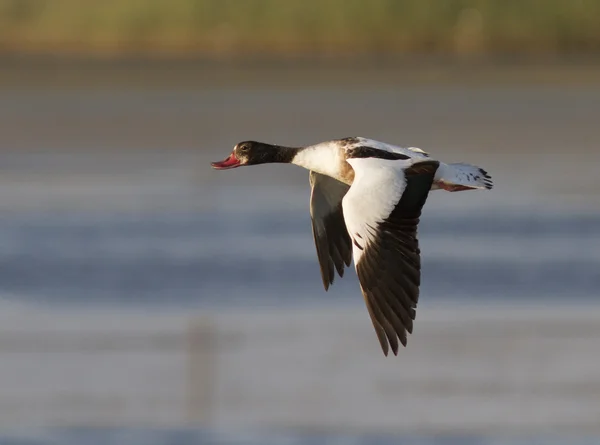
435,162,493,192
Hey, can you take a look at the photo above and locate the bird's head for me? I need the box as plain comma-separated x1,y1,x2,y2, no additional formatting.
211,141,295,169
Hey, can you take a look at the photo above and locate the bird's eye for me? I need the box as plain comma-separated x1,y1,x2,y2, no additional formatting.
240,145,249,152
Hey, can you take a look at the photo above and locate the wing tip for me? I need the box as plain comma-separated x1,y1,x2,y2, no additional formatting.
380,337,407,356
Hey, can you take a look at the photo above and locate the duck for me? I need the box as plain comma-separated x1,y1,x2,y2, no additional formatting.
211,137,492,356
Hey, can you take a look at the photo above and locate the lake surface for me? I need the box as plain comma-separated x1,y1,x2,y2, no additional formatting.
0,82,599,443
1,87,599,308
3,428,600,445
1,195,599,308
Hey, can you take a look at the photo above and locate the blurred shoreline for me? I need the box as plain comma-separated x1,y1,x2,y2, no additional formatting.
3,55,600,90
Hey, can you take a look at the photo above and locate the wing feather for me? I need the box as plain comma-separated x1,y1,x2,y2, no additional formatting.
309,171,352,290
342,158,439,355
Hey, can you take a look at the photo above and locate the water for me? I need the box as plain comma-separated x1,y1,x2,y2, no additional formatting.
1,201,599,308
0,83,599,442
3,428,599,445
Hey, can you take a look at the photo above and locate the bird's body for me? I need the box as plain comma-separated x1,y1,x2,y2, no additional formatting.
212,137,492,355
290,137,491,192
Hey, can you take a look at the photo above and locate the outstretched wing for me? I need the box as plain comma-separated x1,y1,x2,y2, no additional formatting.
342,158,439,356
309,171,353,290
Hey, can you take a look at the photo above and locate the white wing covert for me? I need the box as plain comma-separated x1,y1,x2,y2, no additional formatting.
342,157,439,356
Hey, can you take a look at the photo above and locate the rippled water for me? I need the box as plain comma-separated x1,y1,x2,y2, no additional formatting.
1,84,599,443
4,428,599,445
1,199,599,308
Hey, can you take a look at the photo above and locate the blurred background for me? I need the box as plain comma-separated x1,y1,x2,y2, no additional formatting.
1,1,600,444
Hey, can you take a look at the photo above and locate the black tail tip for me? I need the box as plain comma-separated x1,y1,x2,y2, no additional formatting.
479,168,493,190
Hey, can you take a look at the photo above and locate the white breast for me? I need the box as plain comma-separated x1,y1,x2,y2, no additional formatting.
291,142,347,182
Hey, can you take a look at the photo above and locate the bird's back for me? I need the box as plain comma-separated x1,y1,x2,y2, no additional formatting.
341,137,430,159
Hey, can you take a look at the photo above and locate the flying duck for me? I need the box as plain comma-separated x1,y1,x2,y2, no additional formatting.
211,137,492,356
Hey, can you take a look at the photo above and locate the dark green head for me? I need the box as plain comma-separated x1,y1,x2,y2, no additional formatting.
211,141,298,170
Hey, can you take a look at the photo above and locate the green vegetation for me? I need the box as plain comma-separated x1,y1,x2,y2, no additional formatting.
0,0,599,56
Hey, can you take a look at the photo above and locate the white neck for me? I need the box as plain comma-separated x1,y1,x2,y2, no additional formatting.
291,142,346,182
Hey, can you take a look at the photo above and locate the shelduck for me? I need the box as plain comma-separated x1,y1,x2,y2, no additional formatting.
212,137,492,356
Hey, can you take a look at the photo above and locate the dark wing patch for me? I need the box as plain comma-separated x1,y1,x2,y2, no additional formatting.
337,137,360,147
309,172,353,290
355,160,439,356
346,146,410,161
479,168,493,189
